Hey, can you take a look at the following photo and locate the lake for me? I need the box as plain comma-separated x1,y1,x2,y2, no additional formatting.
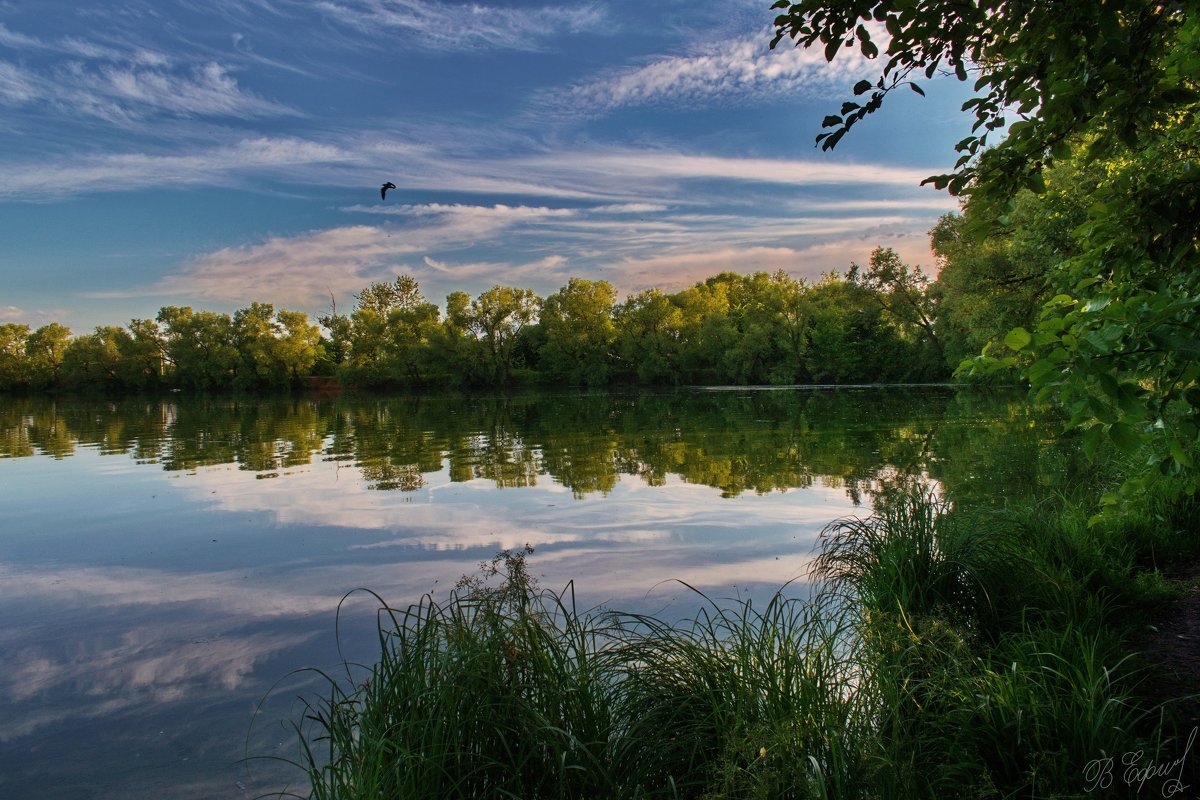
0,387,1063,798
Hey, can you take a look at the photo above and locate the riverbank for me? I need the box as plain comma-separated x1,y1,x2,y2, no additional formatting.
292,460,1200,798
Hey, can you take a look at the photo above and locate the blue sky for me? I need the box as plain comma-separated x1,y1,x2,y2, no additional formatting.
0,0,972,332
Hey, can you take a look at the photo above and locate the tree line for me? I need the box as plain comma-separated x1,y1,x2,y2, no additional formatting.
0,250,963,393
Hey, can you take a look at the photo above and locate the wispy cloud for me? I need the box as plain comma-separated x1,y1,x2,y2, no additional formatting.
0,60,35,102
0,136,347,199
119,225,411,306
111,206,580,306
540,33,875,118
63,60,294,121
0,305,72,326
604,232,937,294
0,22,42,50
518,149,937,189
313,0,609,51
591,202,669,214
0,21,293,124
346,202,577,222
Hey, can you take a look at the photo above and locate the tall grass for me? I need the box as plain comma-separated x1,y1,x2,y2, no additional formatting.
285,486,1190,799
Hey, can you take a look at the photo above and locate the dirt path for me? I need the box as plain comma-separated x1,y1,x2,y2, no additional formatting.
1139,563,1200,785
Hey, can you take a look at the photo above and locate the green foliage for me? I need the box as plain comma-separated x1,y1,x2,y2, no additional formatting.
2,268,954,393
852,248,944,365
0,322,32,390
771,1,1196,197
539,278,617,386
776,1,1200,502
157,306,237,391
25,323,72,389
612,289,682,384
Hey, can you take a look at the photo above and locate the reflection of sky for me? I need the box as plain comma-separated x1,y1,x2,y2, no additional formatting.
0,441,855,799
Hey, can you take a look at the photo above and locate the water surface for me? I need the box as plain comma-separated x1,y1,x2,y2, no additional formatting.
0,387,1063,798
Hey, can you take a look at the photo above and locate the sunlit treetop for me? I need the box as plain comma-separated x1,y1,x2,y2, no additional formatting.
770,0,1198,197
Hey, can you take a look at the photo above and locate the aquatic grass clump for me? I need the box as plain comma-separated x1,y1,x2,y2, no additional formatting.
298,549,625,800
972,620,1154,794
812,488,1022,632
612,589,870,799
811,488,1163,798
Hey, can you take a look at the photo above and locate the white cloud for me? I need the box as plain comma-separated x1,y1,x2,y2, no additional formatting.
137,225,410,306
313,0,609,51
0,20,293,125
347,202,577,221
591,202,669,214
0,60,36,102
520,149,937,189
544,33,876,117
0,136,347,199
64,60,293,120
601,231,938,294
0,306,73,326
0,22,42,50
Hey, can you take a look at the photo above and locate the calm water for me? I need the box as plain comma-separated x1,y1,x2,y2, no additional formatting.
0,387,1064,798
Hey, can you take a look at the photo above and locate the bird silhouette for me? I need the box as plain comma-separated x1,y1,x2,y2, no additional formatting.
380,182,397,200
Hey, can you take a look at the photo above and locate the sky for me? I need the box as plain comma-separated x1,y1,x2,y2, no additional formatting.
0,0,974,332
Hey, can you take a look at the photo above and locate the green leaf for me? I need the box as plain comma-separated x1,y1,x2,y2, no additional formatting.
1169,439,1194,469
853,79,872,96
1097,372,1119,399
1082,425,1103,460
1003,327,1032,351
1026,358,1058,384
1089,396,1119,425
1108,422,1141,455
910,83,925,96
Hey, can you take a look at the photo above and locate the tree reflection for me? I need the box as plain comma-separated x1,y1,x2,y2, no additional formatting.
0,387,1057,507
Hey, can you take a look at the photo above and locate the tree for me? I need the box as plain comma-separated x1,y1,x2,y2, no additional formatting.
383,301,441,386
725,270,811,384
0,323,31,390
356,275,424,316
461,286,541,385
233,302,281,389
805,274,894,383
538,278,617,386
63,326,131,389
157,306,237,391
674,275,736,383
432,290,477,385
613,289,683,384
275,309,324,385
317,294,352,374
852,247,945,366
26,323,72,388
125,318,168,390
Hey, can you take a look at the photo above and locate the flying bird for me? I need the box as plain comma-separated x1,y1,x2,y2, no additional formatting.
380,182,397,200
